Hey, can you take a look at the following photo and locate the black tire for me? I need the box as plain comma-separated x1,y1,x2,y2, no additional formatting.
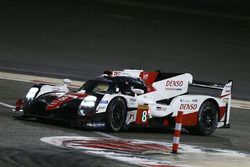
22,107,32,118
105,97,127,132
188,101,218,136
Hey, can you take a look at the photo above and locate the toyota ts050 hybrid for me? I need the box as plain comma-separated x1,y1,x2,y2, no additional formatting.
15,69,232,135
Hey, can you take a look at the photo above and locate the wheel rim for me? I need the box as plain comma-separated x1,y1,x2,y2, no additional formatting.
201,106,216,130
111,104,124,128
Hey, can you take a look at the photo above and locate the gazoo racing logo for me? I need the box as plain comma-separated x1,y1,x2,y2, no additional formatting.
142,73,149,80
165,80,184,91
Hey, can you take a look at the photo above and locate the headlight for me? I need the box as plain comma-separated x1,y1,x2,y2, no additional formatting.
80,95,97,108
26,87,39,101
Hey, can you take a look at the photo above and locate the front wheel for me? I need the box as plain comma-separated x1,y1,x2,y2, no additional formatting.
188,101,218,136
105,97,127,132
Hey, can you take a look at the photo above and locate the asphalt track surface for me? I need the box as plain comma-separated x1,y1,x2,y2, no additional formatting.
1,79,250,167
1,0,250,166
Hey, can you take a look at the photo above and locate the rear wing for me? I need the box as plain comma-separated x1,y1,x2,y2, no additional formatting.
191,80,233,126
191,80,233,99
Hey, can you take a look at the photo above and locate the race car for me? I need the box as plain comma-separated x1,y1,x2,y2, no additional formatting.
15,69,232,135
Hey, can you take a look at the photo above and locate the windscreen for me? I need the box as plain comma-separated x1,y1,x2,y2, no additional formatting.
80,80,115,94
92,82,109,93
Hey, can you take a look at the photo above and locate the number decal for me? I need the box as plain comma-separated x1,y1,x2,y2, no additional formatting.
142,111,148,122
136,104,149,125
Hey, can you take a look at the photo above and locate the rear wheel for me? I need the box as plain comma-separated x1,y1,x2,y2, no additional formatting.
105,97,127,132
188,101,218,136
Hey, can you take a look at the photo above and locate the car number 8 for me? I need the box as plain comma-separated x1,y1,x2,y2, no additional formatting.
142,111,147,122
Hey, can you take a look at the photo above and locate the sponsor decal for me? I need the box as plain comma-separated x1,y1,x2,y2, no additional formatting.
143,73,149,80
165,80,184,91
122,72,130,76
166,80,183,87
180,99,188,102
139,72,158,93
192,99,198,102
112,71,121,76
180,99,198,103
128,112,135,120
225,85,232,93
138,104,149,110
100,100,109,104
126,111,136,124
57,96,69,102
179,104,197,111
67,94,78,99
86,123,105,128
156,107,167,112
52,87,60,91
129,98,136,103
129,98,137,106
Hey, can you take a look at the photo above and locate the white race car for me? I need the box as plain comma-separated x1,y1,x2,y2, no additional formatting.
16,69,232,135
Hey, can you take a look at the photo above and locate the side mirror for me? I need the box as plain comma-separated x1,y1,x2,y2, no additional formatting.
63,79,72,86
132,88,144,95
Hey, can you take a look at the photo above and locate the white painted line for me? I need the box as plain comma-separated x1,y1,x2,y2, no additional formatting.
0,102,15,109
94,131,120,139
0,71,84,88
231,99,250,110
0,71,250,110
